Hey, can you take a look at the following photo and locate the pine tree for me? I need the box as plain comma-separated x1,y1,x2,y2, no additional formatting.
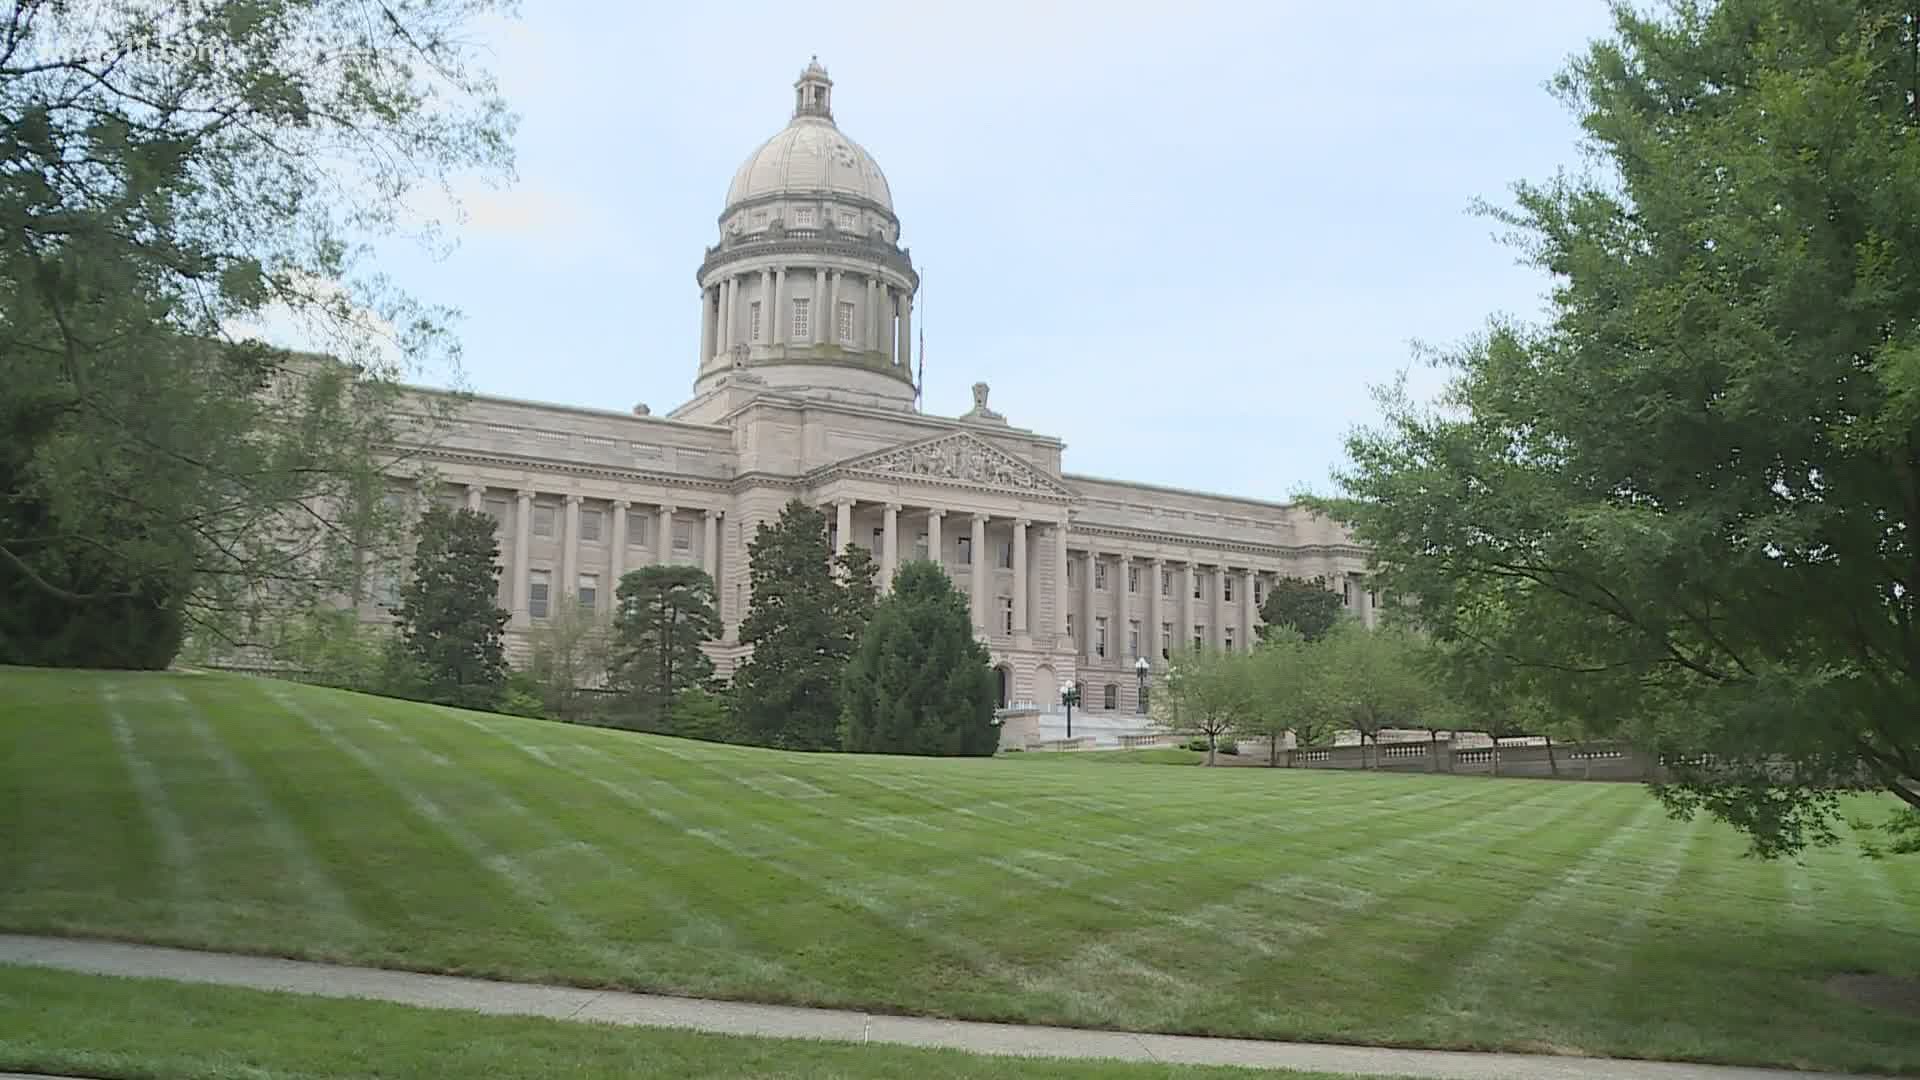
840,562,998,756
731,500,879,749
611,566,719,733
391,506,509,710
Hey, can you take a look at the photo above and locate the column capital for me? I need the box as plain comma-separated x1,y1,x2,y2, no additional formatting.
1152,556,1166,567
1014,517,1030,529
704,507,721,520
613,499,631,510
835,497,856,510
884,502,902,513
659,503,679,514
971,511,991,524
466,483,486,495
925,508,945,520
565,493,583,505
516,488,535,500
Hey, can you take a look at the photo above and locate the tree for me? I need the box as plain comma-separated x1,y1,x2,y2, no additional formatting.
390,506,508,710
0,1,512,668
527,596,614,723
730,501,878,750
1257,577,1346,644
1314,623,1433,768
1319,0,1920,854
840,561,998,756
611,566,719,734
1153,646,1258,765
1242,627,1340,764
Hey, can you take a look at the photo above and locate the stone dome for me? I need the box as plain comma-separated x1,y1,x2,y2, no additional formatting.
723,59,894,213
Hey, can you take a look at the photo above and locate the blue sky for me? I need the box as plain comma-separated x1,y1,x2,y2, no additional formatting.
372,1,1621,504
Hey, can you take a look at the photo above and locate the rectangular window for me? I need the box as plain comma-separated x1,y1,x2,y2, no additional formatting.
1128,620,1141,659
957,537,972,565
1343,579,1354,606
1224,575,1235,602
750,301,763,342
484,497,508,533
580,509,602,543
1128,565,1140,593
792,298,810,339
838,211,856,230
529,570,550,619
1094,562,1107,590
1065,614,1076,645
1192,625,1204,650
872,526,885,549
1161,569,1172,597
1066,560,1075,587
1254,577,1265,605
751,209,768,227
997,541,1013,569
673,521,693,554
1161,622,1173,661
532,504,557,538
1095,616,1108,658
1224,627,1235,651
1193,575,1204,600
626,511,650,547
999,596,1013,634
1103,684,1119,711
837,301,855,343
913,532,928,561
794,207,815,227
577,573,598,611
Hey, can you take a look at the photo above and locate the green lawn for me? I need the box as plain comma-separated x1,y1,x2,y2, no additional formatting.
0,965,1387,1080
2,667,1917,1073
1005,747,1204,764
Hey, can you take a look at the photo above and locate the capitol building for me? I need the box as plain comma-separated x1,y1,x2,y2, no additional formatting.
376,60,1374,713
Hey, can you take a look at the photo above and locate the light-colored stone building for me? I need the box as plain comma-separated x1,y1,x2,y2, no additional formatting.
369,59,1373,714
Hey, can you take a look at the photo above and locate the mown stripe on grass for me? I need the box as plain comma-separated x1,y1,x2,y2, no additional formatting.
100,685,204,925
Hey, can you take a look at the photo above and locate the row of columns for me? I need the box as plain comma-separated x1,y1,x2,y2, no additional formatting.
472,485,720,624
1075,552,1260,666
700,268,912,366
832,499,1053,639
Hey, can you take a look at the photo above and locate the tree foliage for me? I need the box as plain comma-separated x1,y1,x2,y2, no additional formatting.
1318,0,1920,853
840,561,998,756
1239,627,1338,763
611,565,719,734
527,595,613,723
390,506,508,710
1312,623,1439,768
0,0,513,666
730,501,878,750
1256,576,1346,644
1153,646,1259,765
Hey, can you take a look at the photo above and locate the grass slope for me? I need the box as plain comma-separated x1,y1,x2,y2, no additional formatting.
2,668,1917,1072
0,966,1391,1080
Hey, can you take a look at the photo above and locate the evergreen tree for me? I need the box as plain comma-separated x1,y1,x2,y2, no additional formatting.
731,500,878,749
1256,576,1346,643
841,561,998,756
391,507,509,710
611,566,719,733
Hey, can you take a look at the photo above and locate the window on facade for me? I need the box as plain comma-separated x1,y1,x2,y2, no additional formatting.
1065,614,1076,645
1192,625,1204,650
750,301,762,342
1162,569,1172,597
872,526,884,549
1128,619,1141,659
484,498,508,533
1369,589,1379,608
529,570,550,619
1255,577,1265,605
751,209,768,227
1161,622,1173,661
794,207,815,227
1193,575,1204,600
375,570,400,610
912,532,928,561
1224,627,1235,651
1066,560,1075,587
998,596,1013,634
673,521,693,554
837,301,855,343
792,298,810,339
997,541,1013,569
837,211,855,230
1103,683,1119,711
626,511,650,547
580,509,602,543
1343,579,1354,606
1224,575,1235,602
577,574,598,611
957,536,972,565
1128,565,1140,593
1094,561,1107,590
532,504,556,538
1095,616,1108,658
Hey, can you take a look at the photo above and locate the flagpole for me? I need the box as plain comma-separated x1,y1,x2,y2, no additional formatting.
916,266,926,411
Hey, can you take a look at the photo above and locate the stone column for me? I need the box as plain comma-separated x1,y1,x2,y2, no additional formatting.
835,499,853,558
898,292,912,369
719,278,733,351
926,509,944,571
758,267,773,343
880,502,900,592
970,513,988,635
512,489,533,626
1211,565,1226,649
1011,518,1029,636
1080,550,1096,660
561,495,581,604
773,267,787,346
865,278,879,352
703,509,720,579
813,268,828,345
1181,562,1196,650
656,504,676,566
1149,558,1166,661
699,286,715,364
1053,518,1071,647
466,484,484,512
1115,553,1130,660
1240,568,1256,651
828,271,842,344
610,500,629,595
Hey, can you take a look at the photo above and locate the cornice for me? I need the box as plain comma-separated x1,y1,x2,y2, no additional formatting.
718,190,899,229
1067,520,1368,563
391,445,733,494
698,233,918,287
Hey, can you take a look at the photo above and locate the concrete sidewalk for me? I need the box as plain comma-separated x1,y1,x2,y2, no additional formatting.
0,933,1865,1080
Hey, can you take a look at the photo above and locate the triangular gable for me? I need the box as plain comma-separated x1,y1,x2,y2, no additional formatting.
816,432,1077,499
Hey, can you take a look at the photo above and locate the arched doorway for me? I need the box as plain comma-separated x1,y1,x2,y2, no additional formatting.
994,664,1012,708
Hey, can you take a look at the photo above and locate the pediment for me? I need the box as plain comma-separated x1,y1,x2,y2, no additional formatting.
818,432,1077,499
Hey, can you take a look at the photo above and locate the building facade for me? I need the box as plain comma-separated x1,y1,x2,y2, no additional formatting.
369,60,1374,715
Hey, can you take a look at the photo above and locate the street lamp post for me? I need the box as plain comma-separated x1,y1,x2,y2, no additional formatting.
1060,680,1080,741
1134,655,1151,714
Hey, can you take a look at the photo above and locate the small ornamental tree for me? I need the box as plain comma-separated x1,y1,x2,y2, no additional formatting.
1154,645,1258,765
731,501,879,750
611,566,720,733
1241,627,1338,765
1314,623,1433,768
391,506,509,710
528,596,614,723
1256,576,1347,644
841,561,998,756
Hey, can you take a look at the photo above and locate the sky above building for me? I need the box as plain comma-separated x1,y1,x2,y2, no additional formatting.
366,1,1622,504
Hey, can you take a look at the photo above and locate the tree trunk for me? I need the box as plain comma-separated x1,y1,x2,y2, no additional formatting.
1491,738,1501,777
1269,731,1279,767
1546,734,1558,777
1207,730,1217,766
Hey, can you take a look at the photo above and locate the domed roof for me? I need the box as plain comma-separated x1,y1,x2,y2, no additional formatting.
723,60,894,213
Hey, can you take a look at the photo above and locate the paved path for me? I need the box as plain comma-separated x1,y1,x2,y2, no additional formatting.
0,934,1866,1080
